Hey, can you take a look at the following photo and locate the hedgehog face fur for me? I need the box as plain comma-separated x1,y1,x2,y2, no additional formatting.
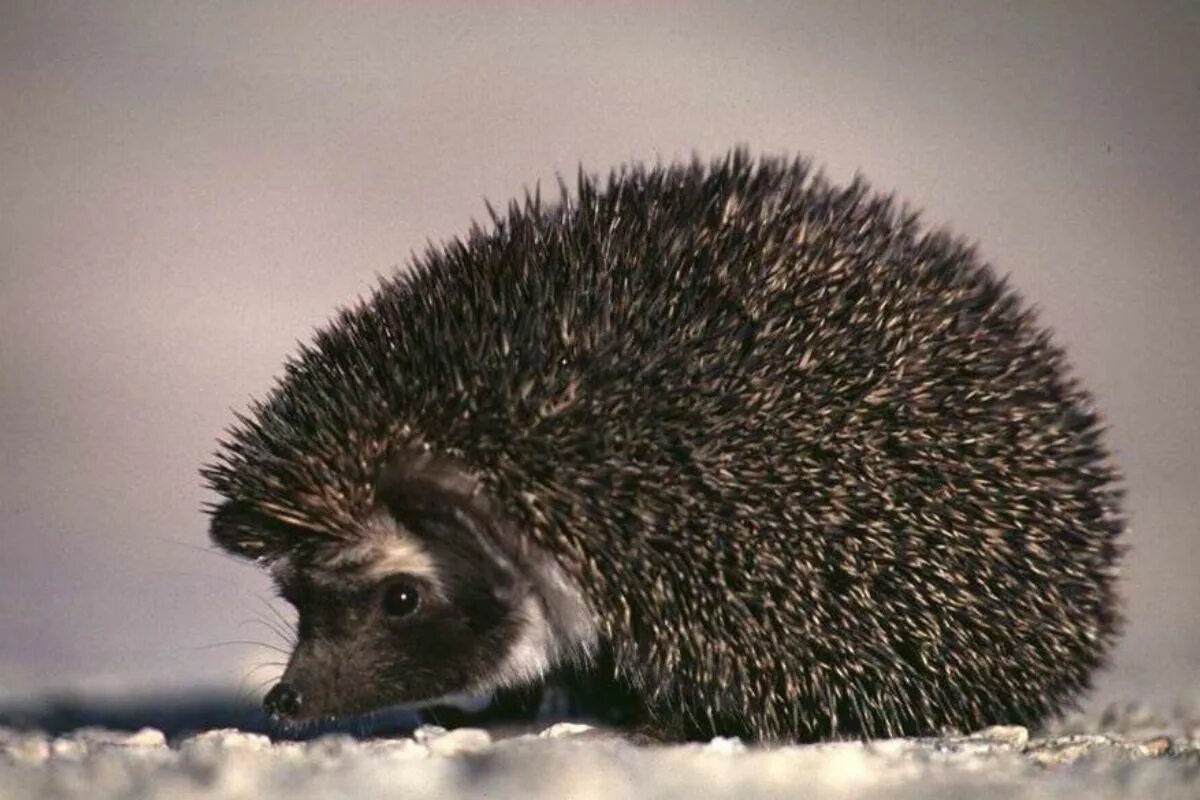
203,150,1124,741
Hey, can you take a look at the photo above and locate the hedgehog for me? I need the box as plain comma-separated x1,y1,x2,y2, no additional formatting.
201,150,1124,743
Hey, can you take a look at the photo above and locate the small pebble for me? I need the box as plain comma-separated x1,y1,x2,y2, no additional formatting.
705,736,746,754
0,731,50,765
122,727,167,748
1141,736,1172,757
426,727,492,756
538,722,595,739
179,729,273,752
411,724,448,745
972,725,1030,749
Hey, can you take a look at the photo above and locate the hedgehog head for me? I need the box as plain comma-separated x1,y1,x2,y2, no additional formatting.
207,445,596,723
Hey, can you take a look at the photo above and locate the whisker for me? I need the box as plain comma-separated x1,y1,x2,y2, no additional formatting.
248,673,282,698
254,593,297,638
238,664,286,704
197,639,291,656
248,605,296,644
244,615,298,646
240,618,296,648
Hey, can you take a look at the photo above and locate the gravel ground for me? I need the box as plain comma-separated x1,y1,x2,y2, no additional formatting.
3,711,1199,800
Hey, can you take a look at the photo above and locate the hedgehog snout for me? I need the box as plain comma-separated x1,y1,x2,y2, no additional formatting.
263,681,303,720
266,634,376,722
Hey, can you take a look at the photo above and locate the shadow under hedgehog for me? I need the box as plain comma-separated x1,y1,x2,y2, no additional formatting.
202,149,1124,743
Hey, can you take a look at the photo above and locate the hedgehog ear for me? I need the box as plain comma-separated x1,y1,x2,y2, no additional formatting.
376,447,484,505
208,501,290,562
376,450,525,598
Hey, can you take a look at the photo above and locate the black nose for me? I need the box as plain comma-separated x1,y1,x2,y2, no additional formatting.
263,682,303,719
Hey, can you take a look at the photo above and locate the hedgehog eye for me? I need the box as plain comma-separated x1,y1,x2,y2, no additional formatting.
380,578,421,618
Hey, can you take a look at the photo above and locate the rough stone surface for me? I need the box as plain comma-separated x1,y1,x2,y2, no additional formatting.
2,714,1199,800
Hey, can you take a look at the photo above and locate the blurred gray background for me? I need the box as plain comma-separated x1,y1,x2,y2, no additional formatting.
2,1,1197,715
